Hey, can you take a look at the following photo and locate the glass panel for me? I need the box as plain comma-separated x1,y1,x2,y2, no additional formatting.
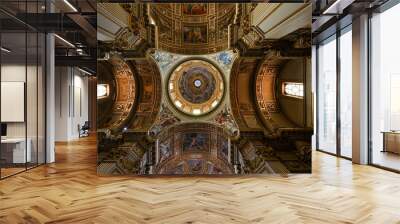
0,0,46,179
1,31,28,177
317,35,337,154
27,31,38,169
38,32,45,165
339,27,352,158
27,0,41,168
371,3,400,171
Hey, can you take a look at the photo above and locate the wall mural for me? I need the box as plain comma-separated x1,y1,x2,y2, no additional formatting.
179,66,215,103
97,55,136,132
97,51,312,175
151,50,181,71
159,139,171,164
150,3,235,54
153,123,235,175
168,59,224,116
182,133,210,152
97,3,312,176
182,4,207,15
183,26,207,44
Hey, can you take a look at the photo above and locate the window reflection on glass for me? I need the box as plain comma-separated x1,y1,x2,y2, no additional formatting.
390,75,400,130
371,3,400,171
1,31,28,178
340,27,352,158
0,0,47,179
317,35,337,154
97,84,109,99
283,82,304,98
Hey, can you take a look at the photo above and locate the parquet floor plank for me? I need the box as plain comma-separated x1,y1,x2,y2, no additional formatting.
1,136,399,223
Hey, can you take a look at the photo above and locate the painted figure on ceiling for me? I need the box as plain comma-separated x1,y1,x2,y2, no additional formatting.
183,4,207,15
183,26,207,43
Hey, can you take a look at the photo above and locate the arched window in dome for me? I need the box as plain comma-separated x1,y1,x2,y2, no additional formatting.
97,84,109,99
282,82,304,98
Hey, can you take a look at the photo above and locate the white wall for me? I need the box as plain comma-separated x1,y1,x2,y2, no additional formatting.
1,63,46,164
54,67,89,141
71,72,89,138
1,65,26,139
1,65,40,138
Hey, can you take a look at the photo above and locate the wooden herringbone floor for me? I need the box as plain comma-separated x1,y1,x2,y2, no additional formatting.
1,136,400,224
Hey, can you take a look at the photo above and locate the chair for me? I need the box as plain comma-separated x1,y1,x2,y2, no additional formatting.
79,121,90,138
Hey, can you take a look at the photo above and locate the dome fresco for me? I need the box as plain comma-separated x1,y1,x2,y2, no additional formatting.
179,66,216,104
168,60,224,116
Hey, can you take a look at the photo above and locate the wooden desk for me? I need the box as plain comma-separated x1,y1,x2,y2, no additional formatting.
1,138,31,163
382,132,400,154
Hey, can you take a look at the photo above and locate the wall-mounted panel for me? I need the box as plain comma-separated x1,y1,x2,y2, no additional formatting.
1,82,25,122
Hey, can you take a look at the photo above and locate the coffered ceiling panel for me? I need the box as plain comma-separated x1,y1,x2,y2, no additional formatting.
150,3,235,55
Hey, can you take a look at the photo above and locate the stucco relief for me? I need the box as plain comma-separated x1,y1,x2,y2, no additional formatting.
102,55,136,131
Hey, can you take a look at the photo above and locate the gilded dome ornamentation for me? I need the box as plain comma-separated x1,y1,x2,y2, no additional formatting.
168,60,224,116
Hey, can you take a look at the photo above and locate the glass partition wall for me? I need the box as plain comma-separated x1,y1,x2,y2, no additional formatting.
370,2,400,171
339,27,352,159
0,1,46,179
316,0,400,172
316,25,352,159
317,35,337,155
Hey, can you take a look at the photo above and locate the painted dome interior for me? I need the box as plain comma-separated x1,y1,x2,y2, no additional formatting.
168,60,224,116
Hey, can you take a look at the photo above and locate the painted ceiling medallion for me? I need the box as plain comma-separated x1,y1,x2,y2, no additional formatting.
168,60,224,116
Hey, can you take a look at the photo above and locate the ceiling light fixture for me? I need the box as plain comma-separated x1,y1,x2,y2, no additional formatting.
1,47,11,53
54,34,75,48
63,0,78,12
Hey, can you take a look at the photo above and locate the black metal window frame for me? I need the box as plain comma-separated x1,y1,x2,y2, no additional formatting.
0,0,48,180
315,0,400,173
315,21,353,161
367,0,400,173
